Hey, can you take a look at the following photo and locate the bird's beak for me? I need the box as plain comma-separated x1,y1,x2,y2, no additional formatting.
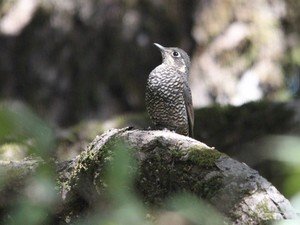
154,43,166,52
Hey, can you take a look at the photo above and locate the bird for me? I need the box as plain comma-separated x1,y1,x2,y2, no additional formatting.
145,43,194,137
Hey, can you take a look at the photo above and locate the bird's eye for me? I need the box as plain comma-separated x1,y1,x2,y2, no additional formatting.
172,51,180,57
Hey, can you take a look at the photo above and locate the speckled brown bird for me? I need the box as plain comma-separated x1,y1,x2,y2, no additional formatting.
145,43,194,137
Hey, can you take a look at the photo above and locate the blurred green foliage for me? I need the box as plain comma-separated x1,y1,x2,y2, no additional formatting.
266,136,300,204
0,102,57,225
0,103,229,224
0,102,54,156
251,135,300,225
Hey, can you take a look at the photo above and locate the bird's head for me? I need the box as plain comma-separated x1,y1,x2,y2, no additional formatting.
154,43,191,74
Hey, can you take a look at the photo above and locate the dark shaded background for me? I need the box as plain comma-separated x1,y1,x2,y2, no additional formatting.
0,0,195,126
1,0,299,127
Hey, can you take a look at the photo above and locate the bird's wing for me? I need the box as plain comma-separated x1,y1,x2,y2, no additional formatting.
183,81,194,137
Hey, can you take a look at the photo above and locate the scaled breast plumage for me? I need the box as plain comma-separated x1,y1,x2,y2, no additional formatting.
145,44,194,137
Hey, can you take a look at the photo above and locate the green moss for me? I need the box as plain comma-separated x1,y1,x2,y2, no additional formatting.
136,143,226,206
201,175,223,199
255,200,275,220
169,147,185,158
60,136,112,194
61,134,135,198
187,146,223,168
239,199,276,222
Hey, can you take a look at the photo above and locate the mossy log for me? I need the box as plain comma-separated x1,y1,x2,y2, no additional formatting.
58,127,297,224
